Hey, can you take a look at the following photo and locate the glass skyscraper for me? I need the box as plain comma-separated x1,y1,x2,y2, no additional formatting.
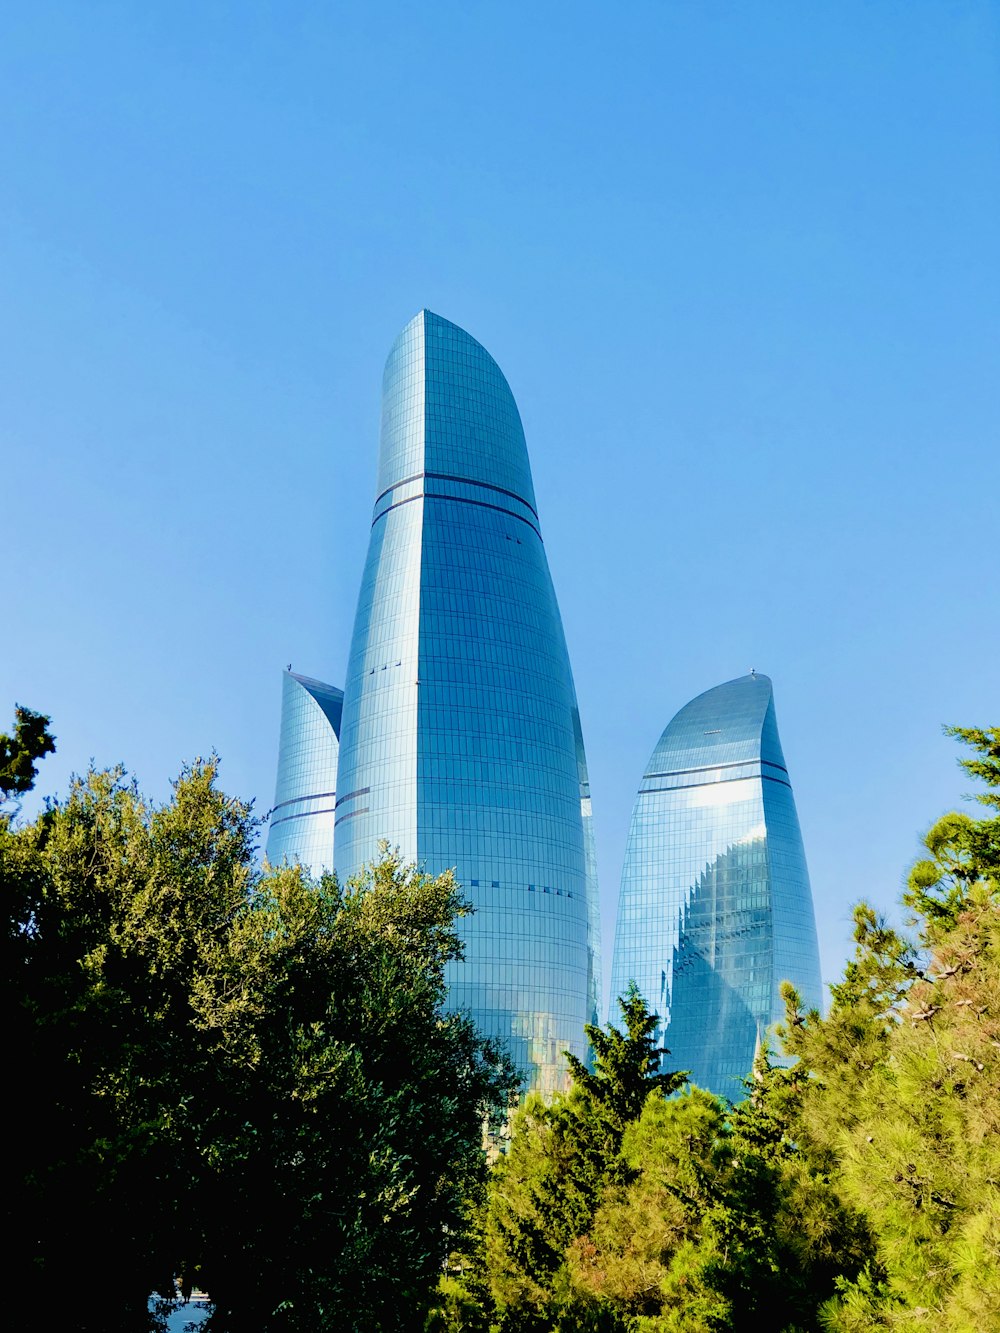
334,309,600,1093
265,669,344,876
609,672,822,1100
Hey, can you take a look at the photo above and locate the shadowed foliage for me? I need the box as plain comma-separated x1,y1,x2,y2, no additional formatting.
3,737,517,1333
0,703,55,801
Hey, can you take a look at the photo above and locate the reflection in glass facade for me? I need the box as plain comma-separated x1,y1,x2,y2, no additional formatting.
609,673,822,1100
334,310,600,1092
265,670,343,876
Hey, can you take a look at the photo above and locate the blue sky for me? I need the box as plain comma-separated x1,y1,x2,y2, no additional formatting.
3,2,998,1013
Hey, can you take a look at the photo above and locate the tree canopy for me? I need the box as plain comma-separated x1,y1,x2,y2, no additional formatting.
459,1019,869,1332
3,735,516,1332
0,703,54,801
430,725,1000,1332
779,723,1000,1330
7,707,998,1332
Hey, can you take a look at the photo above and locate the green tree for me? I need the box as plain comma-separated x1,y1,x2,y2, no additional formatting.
567,1085,728,1329
0,703,54,802
477,988,685,1332
3,754,516,1332
564,1051,871,1333
463,726,999,1333
781,725,1000,1331
195,846,517,1333
566,981,687,1136
3,763,223,1333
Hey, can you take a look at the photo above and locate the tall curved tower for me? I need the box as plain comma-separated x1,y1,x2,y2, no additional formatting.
609,673,821,1100
265,670,343,876
335,310,600,1091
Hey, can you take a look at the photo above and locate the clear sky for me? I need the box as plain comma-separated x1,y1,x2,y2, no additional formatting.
3,2,998,1016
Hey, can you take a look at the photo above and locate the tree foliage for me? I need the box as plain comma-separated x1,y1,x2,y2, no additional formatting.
778,725,1000,1331
471,988,685,1331
565,981,688,1135
0,703,54,801
456,999,868,1333
9,705,999,1332
439,729,1000,1333
3,751,516,1332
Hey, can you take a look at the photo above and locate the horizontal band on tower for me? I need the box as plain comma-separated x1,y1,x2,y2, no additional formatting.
271,790,337,815
373,490,542,540
639,772,792,796
374,469,539,520
643,758,788,781
270,806,336,829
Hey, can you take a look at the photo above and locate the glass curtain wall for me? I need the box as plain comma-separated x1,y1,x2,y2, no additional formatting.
335,310,600,1092
609,673,822,1100
265,670,343,876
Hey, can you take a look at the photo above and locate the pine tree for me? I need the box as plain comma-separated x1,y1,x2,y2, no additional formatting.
783,726,1000,1331
565,982,687,1136
476,988,685,1331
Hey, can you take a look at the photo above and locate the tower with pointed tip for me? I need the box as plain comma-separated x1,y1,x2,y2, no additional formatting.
609,673,821,1099
334,310,600,1092
265,670,343,876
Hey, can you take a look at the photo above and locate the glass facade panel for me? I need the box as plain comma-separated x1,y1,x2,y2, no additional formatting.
335,310,600,1093
609,673,822,1101
265,670,343,877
